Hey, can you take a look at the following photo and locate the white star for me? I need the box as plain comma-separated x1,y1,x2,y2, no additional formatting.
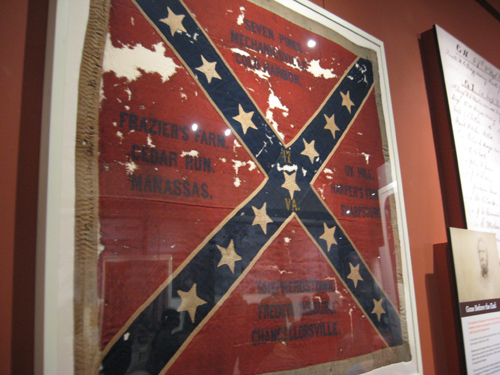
301,139,319,164
233,104,257,134
217,240,242,274
252,202,273,234
196,55,221,84
160,7,187,37
319,223,337,252
177,284,207,323
371,298,385,321
324,113,340,139
281,171,301,199
340,91,355,113
347,263,363,288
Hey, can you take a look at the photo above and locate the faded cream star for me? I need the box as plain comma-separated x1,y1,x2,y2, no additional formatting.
177,284,207,323
301,139,319,164
371,298,385,321
160,7,187,36
340,91,355,113
217,239,242,274
196,55,221,84
252,202,273,234
347,263,363,288
324,113,340,139
281,171,301,199
319,223,337,252
233,104,257,134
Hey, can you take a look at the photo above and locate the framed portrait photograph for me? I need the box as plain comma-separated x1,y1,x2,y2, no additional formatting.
449,228,500,374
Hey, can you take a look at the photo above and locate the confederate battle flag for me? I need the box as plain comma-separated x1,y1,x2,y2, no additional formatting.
74,0,411,374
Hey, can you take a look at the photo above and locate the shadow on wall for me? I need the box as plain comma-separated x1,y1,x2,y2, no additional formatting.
424,243,465,375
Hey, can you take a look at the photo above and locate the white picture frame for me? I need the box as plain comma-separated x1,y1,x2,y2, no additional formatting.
36,1,422,374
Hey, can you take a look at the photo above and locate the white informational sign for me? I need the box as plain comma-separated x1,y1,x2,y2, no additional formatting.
450,228,500,374
462,311,500,374
435,26,500,252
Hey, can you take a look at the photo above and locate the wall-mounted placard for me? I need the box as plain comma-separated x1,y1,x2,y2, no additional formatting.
449,228,500,374
433,25,500,251
62,0,422,374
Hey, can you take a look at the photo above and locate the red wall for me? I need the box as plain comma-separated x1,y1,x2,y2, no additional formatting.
0,0,28,373
0,0,48,373
1,0,499,374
